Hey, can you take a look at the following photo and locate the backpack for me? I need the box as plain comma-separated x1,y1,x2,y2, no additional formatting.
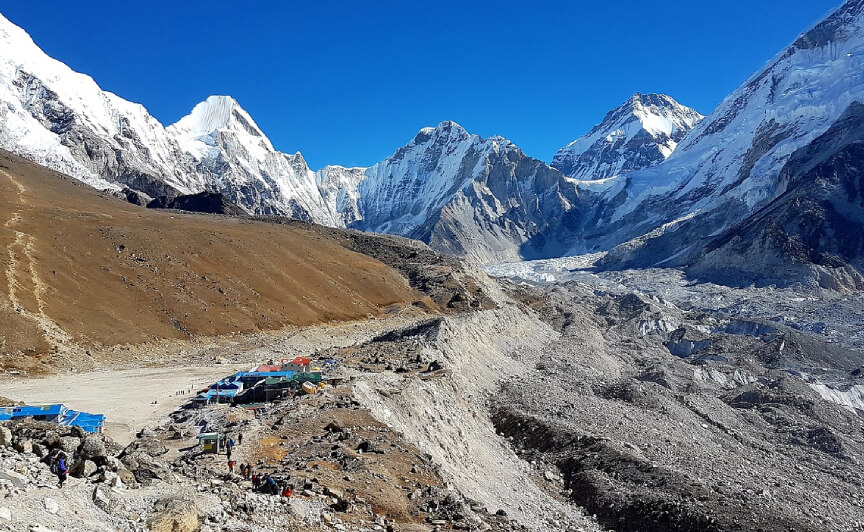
58,458,67,473
50,461,58,474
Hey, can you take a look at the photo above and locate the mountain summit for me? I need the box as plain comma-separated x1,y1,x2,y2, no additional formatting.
552,93,702,181
168,95,273,159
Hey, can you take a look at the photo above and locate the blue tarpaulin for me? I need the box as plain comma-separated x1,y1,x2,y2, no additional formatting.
0,404,104,433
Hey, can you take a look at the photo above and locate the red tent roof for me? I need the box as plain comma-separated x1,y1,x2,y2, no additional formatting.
255,364,282,372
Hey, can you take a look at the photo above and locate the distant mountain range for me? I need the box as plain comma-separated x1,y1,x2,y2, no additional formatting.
3,1,864,288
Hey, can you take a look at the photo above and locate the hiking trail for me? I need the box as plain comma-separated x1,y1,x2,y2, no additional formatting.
1,168,71,350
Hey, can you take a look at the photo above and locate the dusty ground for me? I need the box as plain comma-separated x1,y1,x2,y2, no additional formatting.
0,149,435,373
0,310,430,446
1,364,246,446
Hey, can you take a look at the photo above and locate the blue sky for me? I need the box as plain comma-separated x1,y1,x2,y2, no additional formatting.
3,1,840,168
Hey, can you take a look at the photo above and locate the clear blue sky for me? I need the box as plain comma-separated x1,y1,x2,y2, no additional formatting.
2,1,841,169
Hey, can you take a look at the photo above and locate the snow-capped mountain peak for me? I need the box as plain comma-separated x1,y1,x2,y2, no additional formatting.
410,120,471,146
552,93,703,180
168,95,273,160
628,93,701,138
0,12,199,193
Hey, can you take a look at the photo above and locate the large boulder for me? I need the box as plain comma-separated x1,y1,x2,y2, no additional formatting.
120,451,168,485
70,460,97,478
0,426,11,447
76,436,107,462
43,497,58,515
146,496,201,532
122,437,168,457
57,436,81,455
116,468,137,485
14,439,33,454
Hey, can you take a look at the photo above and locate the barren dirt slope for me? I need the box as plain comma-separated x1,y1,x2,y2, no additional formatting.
0,149,430,370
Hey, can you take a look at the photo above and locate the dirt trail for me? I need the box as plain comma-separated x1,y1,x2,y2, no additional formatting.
1,168,71,352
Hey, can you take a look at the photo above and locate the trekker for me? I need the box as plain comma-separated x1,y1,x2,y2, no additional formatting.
228,460,236,474
56,454,69,488
281,483,293,497
265,474,277,495
238,433,243,445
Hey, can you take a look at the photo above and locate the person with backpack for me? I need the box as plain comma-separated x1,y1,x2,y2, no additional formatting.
264,474,277,495
228,459,236,474
56,453,69,488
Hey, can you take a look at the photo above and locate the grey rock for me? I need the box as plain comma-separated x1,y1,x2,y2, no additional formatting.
76,436,107,462
43,497,58,514
57,436,80,455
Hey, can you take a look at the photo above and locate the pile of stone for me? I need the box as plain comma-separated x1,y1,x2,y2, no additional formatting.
0,420,140,491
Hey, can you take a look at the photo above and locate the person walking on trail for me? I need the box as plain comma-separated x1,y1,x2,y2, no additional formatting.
228,460,236,474
55,454,69,488
238,433,243,445
281,483,293,497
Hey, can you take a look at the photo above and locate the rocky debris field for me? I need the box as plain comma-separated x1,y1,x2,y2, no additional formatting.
4,264,864,531
0,331,537,532
494,281,864,531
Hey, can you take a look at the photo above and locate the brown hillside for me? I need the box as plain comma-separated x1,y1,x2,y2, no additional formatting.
0,150,432,367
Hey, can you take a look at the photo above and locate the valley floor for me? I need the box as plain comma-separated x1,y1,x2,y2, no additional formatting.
2,259,864,531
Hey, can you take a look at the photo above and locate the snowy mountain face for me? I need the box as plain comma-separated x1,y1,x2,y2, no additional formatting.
342,121,580,263
552,93,702,181
0,13,202,196
5,2,864,286
0,13,337,223
316,165,366,226
166,96,335,222
593,0,864,286
687,101,864,290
